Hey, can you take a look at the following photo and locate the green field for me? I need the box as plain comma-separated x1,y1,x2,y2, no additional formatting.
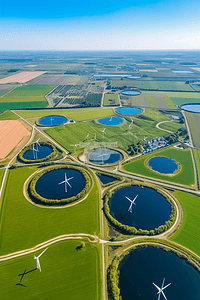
194,149,200,186
171,191,200,256
123,148,195,186
16,107,115,121
184,112,200,148
0,101,47,114
0,84,19,97
165,92,200,106
0,240,101,300
111,79,193,91
103,93,119,106
158,121,184,132
0,110,19,120
0,167,100,255
120,91,177,109
1,85,55,103
45,110,172,152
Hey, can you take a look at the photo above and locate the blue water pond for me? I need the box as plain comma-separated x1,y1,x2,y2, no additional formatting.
88,148,122,165
39,115,67,126
109,185,171,230
98,116,123,126
98,174,117,185
35,168,86,200
148,156,178,174
121,91,141,96
116,107,142,115
119,247,200,300
23,145,53,160
181,103,200,113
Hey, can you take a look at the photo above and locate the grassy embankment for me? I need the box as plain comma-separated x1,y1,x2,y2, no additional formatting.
171,191,200,256
123,148,194,186
0,240,101,300
0,85,55,113
0,167,100,255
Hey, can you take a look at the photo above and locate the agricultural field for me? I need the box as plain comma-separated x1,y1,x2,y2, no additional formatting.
158,121,184,132
0,71,46,84
194,149,200,186
16,107,115,122
170,191,200,256
0,167,100,255
103,93,119,106
0,84,18,97
166,91,200,105
0,240,101,300
0,111,19,120
33,74,80,85
120,91,177,109
123,147,195,186
0,102,47,114
184,112,200,148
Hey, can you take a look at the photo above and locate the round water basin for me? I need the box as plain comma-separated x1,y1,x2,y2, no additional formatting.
94,74,132,78
109,185,171,230
98,174,117,185
98,116,123,126
39,115,67,126
121,91,141,96
119,246,200,300
35,168,86,200
181,103,200,113
88,148,122,165
116,107,142,115
23,145,53,160
148,156,178,174
127,76,141,79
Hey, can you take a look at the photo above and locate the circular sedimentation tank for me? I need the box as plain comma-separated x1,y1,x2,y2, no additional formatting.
38,115,67,126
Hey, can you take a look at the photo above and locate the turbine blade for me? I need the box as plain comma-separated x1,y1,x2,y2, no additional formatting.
161,291,168,300
158,293,161,300
58,180,65,185
133,195,138,202
67,181,72,188
128,203,133,213
161,278,165,289
125,196,132,203
38,247,48,258
153,283,161,291
67,177,73,181
162,283,171,291
37,259,41,272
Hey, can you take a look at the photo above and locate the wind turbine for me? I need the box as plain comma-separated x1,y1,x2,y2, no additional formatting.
31,144,39,159
35,138,41,151
98,153,109,164
109,116,113,122
101,128,106,139
50,116,54,126
85,133,89,141
153,278,171,300
91,134,99,142
34,248,48,272
129,118,133,128
58,173,73,192
70,144,78,152
125,194,138,213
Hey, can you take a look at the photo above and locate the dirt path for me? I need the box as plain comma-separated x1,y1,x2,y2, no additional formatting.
156,120,174,133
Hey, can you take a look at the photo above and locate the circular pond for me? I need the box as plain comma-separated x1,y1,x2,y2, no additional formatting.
35,168,86,200
109,185,171,230
116,107,142,115
148,156,178,174
98,174,117,185
98,116,123,126
23,145,53,160
181,103,200,113
39,115,67,126
127,76,141,79
119,246,200,300
121,91,141,96
88,148,122,165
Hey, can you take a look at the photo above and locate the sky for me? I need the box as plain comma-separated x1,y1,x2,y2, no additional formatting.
1,0,200,50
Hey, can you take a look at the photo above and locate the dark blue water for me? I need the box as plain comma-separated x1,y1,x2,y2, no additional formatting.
98,174,117,184
23,145,53,160
181,103,200,113
98,116,123,126
109,186,171,230
116,107,142,115
39,115,67,126
35,168,86,200
88,148,122,165
148,156,178,174
119,247,200,300
121,91,141,96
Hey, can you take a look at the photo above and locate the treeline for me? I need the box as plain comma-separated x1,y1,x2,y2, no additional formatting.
18,142,57,164
29,165,92,206
127,141,144,155
165,127,188,144
103,183,176,236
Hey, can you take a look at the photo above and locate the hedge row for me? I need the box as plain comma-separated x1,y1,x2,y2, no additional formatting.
28,165,92,206
103,182,177,236
18,142,57,164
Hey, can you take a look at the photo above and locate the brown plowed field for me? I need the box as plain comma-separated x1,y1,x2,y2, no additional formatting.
0,120,31,159
0,72,46,84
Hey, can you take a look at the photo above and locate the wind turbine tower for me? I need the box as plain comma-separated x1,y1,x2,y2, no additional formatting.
58,173,74,192
34,248,48,272
125,194,138,213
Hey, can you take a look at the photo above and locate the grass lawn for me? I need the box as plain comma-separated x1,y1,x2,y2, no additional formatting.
0,102,47,114
185,112,200,148
16,107,115,121
123,147,195,186
158,121,184,132
0,110,19,120
0,84,18,97
0,169,5,186
194,149,200,186
0,240,101,300
170,191,200,256
0,167,100,255
103,93,119,106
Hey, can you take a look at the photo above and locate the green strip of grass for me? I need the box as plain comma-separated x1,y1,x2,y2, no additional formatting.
194,149,200,186
0,240,101,300
159,121,183,132
103,93,119,106
123,148,194,186
0,167,100,255
0,111,19,120
170,97,200,105
170,191,200,256
3,85,55,98
0,102,47,114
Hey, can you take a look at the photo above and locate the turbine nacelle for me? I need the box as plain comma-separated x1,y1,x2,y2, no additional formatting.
125,194,138,213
